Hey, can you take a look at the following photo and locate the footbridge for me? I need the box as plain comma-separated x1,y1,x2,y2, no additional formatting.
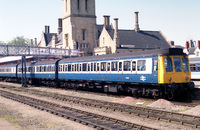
0,45,82,87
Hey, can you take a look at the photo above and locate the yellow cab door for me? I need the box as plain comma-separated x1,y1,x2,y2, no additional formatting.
158,55,190,84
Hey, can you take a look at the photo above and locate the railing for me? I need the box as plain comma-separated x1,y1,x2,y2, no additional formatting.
0,45,81,57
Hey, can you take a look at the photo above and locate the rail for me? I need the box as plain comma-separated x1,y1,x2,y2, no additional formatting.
0,45,81,57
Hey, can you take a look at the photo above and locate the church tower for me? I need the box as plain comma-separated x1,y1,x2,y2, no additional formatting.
62,0,97,55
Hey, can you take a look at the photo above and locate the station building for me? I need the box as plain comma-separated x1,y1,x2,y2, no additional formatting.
38,0,172,55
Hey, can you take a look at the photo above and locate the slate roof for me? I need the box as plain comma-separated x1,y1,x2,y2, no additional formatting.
104,28,171,49
187,47,197,55
47,32,63,47
44,33,56,46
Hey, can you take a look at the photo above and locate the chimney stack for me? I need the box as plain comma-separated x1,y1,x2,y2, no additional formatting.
103,15,110,29
169,41,174,47
185,41,189,49
198,40,200,48
114,18,119,39
134,12,140,32
45,26,50,34
30,39,33,46
58,18,62,34
34,38,37,46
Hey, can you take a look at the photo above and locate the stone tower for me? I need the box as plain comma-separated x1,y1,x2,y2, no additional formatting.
62,0,97,55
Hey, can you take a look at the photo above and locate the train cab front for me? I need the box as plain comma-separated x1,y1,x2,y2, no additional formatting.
158,55,193,99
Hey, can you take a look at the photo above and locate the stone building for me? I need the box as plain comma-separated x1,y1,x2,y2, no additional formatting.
38,0,171,55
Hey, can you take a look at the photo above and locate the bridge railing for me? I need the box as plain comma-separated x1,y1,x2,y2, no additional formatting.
0,45,81,57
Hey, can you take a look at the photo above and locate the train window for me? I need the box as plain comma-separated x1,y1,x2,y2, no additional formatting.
97,63,100,71
190,64,196,71
72,64,75,71
101,62,106,71
79,64,82,71
137,60,146,71
198,64,200,71
88,63,91,72
68,64,71,72
153,60,158,71
174,57,182,72
107,62,110,71
63,65,65,72
182,58,189,72
132,61,136,71
83,63,87,71
91,63,94,71
119,62,122,71
53,66,55,72
44,66,46,72
94,63,97,71
64,65,68,72
40,66,42,72
111,61,118,71
124,61,131,71
164,58,173,72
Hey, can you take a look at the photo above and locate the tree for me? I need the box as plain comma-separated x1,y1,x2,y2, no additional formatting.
0,41,6,45
7,36,29,46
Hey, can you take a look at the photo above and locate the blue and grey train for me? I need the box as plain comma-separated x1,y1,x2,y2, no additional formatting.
189,57,200,80
0,48,194,99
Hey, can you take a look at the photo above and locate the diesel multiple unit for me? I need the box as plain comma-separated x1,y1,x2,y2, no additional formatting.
0,48,194,99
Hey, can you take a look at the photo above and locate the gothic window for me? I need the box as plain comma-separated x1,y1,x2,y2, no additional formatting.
82,29,86,41
77,0,80,10
85,0,88,10
65,34,69,47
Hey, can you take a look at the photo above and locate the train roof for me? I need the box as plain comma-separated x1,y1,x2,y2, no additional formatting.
60,48,186,63
189,57,200,62
0,63,19,67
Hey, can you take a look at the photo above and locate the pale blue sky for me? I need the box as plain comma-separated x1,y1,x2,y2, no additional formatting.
0,0,200,46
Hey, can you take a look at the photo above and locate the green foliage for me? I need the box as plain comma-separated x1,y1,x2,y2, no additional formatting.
0,41,6,45
7,36,29,46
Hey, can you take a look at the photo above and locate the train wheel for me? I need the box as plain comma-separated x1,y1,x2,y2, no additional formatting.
167,89,175,100
132,89,139,98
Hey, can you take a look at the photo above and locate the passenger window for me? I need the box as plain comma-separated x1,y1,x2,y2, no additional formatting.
111,61,118,71
94,63,96,71
72,64,75,71
68,64,71,72
83,63,87,71
107,62,110,71
97,63,100,71
153,60,158,71
91,63,94,71
137,60,146,71
182,57,189,72
124,61,131,71
198,64,200,71
88,63,91,72
65,65,68,72
164,58,173,72
119,62,122,71
101,62,106,71
132,61,136,71
174,57,182,72
79,64,82,72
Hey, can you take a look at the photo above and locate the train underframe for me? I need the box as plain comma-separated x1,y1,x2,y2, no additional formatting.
0,77,194,100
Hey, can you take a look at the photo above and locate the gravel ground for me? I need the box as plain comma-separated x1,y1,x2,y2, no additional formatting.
0,82,199,130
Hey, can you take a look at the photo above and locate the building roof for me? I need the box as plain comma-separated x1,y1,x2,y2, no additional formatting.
105,29,170,49
44,33,57,46
47,32,63,47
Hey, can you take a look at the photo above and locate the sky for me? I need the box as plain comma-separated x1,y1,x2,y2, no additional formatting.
0,0,200,46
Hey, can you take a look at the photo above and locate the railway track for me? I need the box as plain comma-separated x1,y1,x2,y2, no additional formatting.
1,86,200,129
0,90,156,130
